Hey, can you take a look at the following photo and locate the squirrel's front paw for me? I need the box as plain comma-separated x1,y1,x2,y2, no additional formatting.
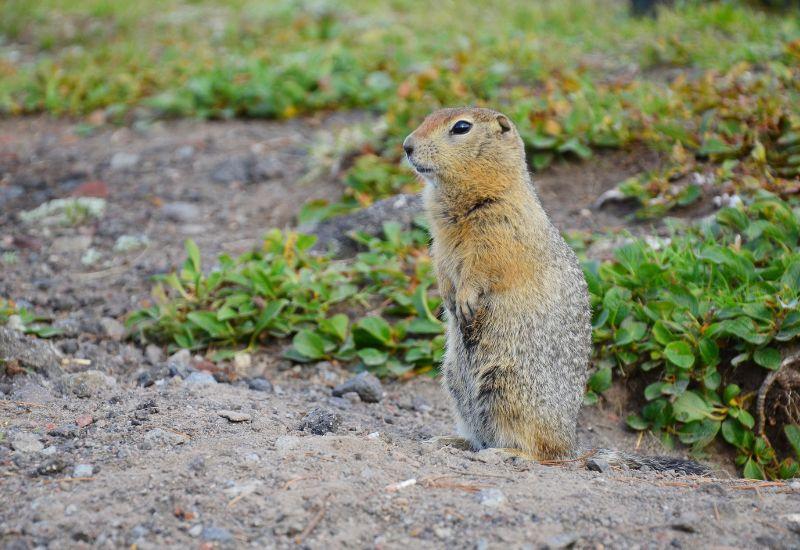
455,285,484,329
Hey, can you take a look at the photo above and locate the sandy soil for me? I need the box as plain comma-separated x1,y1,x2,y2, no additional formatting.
2,115,799,549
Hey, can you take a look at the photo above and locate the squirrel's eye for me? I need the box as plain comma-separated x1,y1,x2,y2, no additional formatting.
450,120,472,135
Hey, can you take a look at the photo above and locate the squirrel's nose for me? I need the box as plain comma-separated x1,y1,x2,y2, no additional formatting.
403,137,414,158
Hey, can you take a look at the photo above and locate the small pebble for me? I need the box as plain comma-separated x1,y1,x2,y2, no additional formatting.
247,377,273,392
298,408,341,435
72,464,94,477
217,410,252,423
332,372,384,403
184,372,217,386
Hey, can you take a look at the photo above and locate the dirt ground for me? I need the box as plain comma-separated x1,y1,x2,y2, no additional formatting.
2,115,800,549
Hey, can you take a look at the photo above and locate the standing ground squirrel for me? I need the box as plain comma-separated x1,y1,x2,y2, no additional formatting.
404,107,708,475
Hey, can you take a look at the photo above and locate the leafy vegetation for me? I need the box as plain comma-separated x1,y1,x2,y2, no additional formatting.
128,221,444,376
586,191,800,479
0,298,61,338
129,192,800,478
2,1,798,214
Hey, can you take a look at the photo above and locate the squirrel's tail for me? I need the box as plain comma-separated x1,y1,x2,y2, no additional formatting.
587,448,710,476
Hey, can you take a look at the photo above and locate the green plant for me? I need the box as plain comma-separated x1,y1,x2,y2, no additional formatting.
0,298,61,338
585,191,799,478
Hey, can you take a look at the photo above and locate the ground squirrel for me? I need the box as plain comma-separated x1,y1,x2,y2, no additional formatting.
404,107,708,475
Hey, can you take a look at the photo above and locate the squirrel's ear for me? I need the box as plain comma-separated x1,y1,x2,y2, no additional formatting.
496,115,512,134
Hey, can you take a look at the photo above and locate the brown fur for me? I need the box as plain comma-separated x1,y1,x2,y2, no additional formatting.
405,107,711,475
404,107,590,460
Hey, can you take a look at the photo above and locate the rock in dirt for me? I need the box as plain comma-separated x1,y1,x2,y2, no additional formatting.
145,344,163,365
110,152,140,171
35,457,68,476
51,235,93,254
332,372,384,403
217,410,252,423
212,156,251,184
210,154,283,184
161,201,200,223
143,428,190,447
99,317,126,340
201,526,233,543
0,327,64,379
304,193,423,257
586,457,612,474
544,533,579,549
10,432,45,453
477,488,506,508
184,371,217,386
247,377,273,392
298,408,341,435
72,464,93,477
66,370,117,398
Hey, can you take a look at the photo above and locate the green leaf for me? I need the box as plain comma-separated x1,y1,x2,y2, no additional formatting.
698,338,719,366
407,318,444,335
644,382,666,401
588,367,612,393
357,347,389,366
185,239,201,273
723,384,741,404
678,419,720,448
292,330,327,360
672,391,713,423
320,314,349,342
626,414,649,431
353,316,392,348
187,311,228,337
664,341,695,369
784,424,800,458
743,458,764,480
753,347,781,370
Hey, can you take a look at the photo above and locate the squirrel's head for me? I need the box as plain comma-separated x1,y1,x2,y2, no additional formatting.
403,107,526,192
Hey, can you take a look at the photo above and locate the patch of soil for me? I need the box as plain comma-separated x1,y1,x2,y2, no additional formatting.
2,115,792,549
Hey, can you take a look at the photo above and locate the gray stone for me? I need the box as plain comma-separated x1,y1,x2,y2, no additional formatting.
217,410,252,423
110,152,140,171
303,193,424,257
211,156,252,184
113,234,149,252
332,372,384,403
586,458,611,474
247,377,273,392
184,372,217,386
298,407,341,435
176,145,195,159
51,235,93,254
99,317,126,340
544,533,578,549
10,432,44,453
143,428,189,447
188,524,203,537
0,327,64,379
477,488,506,507
161,202,199,223
66,370,117,398
72,463,93,477
145,344,163,365
35,457,68,476
168,348,191,367
201,526,233,542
